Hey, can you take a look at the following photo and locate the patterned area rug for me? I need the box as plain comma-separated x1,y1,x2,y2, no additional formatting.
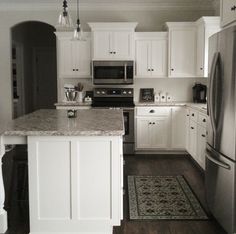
128,175,208,220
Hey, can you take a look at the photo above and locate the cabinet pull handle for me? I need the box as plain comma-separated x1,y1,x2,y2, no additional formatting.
231,5,236,11
203,119,206,122
191,127,194,129
149,110,155,113
202,134,206,138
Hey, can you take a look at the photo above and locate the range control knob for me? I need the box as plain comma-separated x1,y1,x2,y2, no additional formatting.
96,91,101,94
128,91,132,94
101,91,105,94
123,91,127,94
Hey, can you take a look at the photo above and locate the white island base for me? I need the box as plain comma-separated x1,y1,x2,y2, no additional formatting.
28,135,123,234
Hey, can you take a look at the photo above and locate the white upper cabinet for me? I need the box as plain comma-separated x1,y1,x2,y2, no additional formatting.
166,22,197,78
135,32,167,78
221,0,236,27
55,32,91,78
196,17,221,77
88,22,138,60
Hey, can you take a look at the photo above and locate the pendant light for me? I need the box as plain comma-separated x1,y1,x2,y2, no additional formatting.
57,0,73,30
72,0,85,40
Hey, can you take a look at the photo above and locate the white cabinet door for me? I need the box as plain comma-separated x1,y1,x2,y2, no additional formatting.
151,40,167,77
136,118,151,149
221,0,236,27
189,120,197,159
135,40,150,77
169,27,197,77
113,31,133,59
197,125,207,170
58,39,74,77
93,31,113,59
196,24,205,77
185,108,190,152
151,117,169,148
57,37,91,78
171,107,186,149
75,40,91,77
93,31,133,60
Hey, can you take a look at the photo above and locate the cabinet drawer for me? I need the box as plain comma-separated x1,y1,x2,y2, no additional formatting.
198,113,207,128
190,109,198,122
136,107,170,116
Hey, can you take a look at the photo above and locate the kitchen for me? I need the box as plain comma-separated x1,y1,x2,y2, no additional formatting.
0,0,235,234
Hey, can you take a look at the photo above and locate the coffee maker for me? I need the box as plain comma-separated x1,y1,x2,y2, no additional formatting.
192,83,207,103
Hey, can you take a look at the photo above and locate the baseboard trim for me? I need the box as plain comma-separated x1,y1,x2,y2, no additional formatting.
0,210,7,234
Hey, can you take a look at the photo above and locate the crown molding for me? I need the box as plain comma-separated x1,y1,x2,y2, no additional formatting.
0,2,215,12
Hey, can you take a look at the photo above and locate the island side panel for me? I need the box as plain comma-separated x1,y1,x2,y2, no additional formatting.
28,136,123,234
0,136,7,234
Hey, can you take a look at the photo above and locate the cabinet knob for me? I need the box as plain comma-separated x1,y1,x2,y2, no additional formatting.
148,69,151,71
149,110,155,113
192,113,194,117
203,119,206,123
171,68,174,71
191,127,194,130
73,69,75,71
187,114,189,116
152,122,155,125
200,67,203,70
113,52,116,54
151,69,154,71
149,122,152,125
202,134,206,138
76,69,79,71
231,5,236,11
110,52,113,54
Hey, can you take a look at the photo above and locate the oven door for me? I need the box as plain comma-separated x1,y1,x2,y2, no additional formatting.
123,109,134,155
93,61,134,85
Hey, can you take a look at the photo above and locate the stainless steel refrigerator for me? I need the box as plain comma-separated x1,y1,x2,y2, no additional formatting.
206,26,236,234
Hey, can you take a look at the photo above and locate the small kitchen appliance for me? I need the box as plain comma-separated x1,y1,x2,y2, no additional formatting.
192,83,207,103
92,88,134,154
93,61,134,85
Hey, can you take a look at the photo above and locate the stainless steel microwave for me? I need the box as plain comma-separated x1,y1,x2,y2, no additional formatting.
92,61,134,85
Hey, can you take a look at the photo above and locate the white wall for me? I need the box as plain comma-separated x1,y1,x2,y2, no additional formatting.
0,7,215,124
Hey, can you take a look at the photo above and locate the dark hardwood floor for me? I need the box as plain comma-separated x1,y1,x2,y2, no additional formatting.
2,148,226,234
113,154,227,234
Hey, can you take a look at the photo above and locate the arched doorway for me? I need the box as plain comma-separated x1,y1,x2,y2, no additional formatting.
11,21,57,118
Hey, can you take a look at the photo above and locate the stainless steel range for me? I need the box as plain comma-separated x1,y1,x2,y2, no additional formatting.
92,88,134,155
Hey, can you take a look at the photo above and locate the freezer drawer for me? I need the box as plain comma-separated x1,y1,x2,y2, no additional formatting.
205,145,236,234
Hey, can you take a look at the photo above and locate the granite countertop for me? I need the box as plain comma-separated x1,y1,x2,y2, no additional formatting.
135,102,207,114
55,102,92,106
0,109,124,137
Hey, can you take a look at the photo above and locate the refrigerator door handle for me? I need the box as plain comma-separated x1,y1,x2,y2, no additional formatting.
208,52,220,134
206,150,231,170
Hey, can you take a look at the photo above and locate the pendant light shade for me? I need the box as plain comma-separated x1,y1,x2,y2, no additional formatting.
72,0,85,40
57,0,73,30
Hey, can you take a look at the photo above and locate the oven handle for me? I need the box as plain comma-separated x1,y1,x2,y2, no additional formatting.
124,63,127,82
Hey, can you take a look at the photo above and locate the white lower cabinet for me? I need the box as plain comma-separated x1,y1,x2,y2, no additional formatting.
197,125,207,170
135,106,207,170
185,107,207,170
136,117,169,149
188,120,197,158
171,107,186,149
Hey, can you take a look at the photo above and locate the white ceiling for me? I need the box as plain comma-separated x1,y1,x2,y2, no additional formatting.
0,0,219,11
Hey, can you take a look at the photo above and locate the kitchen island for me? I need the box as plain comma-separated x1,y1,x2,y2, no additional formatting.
0,109,124,234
